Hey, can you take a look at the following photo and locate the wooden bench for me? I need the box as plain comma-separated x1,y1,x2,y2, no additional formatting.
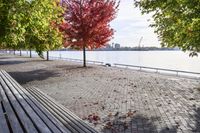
0,70,98,133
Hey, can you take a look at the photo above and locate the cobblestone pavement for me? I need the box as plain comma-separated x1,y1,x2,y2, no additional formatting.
1,54,200,133
64,72,200,133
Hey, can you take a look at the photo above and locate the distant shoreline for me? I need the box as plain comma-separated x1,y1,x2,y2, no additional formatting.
57,46,180,51
57,49,180,52
1,49,180,52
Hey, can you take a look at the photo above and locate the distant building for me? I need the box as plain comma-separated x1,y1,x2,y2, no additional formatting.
115,43,120,49
173,47,180,50
112,43,115,48
105,44,112,49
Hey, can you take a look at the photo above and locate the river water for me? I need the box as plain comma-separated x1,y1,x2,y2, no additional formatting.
16,50,200,73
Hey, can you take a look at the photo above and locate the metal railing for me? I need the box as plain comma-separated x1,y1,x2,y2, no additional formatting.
49,56,104,65
114,63,200,78
0,51,104,65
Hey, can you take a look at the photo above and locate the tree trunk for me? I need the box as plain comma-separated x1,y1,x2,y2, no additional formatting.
47,51,49,61
20,50,22,56
30,49,32,58
83,44,86,67
14,49,15,55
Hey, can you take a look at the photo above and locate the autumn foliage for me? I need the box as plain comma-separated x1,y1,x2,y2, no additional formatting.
59,0,119,50
59,0,119,67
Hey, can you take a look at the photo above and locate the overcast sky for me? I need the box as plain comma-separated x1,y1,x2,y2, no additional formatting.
110,0,160,47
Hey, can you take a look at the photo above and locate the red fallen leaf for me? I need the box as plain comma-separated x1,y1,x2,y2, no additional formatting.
104,121,113,129
127,111,134,117
88,114,93,122
93,115,100,121
87,114,101,122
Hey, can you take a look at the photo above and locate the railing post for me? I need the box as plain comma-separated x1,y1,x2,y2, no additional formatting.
29,49,32,58
46,51,49,61
156,69,158,73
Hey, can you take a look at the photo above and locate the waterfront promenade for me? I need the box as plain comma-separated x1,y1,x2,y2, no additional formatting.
0,54,200,133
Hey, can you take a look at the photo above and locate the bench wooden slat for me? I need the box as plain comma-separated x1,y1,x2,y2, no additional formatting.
0,83,24,133
0,73,39,133
1,71,52,133
0,97,10,133
23,90,71,133
1,70,62,133
2,70,71,133
27,88,81,133
27,87,91,133
27,87,98,133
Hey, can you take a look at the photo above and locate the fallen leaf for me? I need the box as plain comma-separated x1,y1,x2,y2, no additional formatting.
104,122,113,129
127,111,134,117
114,112,119,117
108,113,112,117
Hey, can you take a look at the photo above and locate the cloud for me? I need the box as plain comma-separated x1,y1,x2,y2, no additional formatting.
110,0,160,47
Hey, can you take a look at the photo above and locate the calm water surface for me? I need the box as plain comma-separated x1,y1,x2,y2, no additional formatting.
19,50,200,73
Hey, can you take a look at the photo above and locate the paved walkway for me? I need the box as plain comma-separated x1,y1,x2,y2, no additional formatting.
66,73,200,133
0,54,200,133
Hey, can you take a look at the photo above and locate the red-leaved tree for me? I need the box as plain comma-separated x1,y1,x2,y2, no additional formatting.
60,0,119,67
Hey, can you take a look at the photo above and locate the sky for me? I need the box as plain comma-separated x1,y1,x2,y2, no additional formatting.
110,0,160,47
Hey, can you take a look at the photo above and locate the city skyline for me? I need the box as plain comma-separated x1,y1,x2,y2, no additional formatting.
110,0,160,47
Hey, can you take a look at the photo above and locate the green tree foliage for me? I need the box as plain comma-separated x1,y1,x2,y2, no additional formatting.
135,0,200,56
0,0,64,57
26,0,64,57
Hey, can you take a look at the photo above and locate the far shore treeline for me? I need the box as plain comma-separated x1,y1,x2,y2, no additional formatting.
0,0,199,66
54,46,178,51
